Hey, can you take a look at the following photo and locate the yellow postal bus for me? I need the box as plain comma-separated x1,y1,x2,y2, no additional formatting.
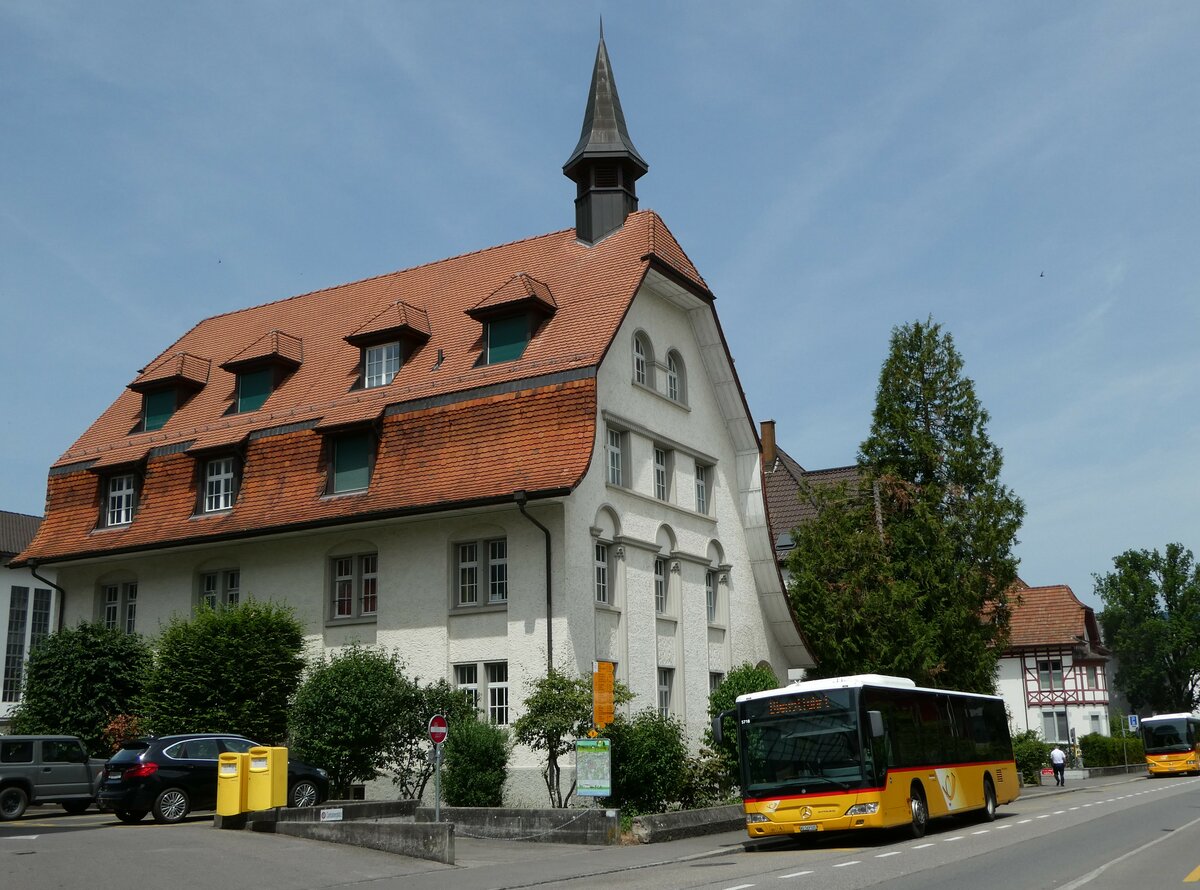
1140,713,1200,776
714,674,1019,839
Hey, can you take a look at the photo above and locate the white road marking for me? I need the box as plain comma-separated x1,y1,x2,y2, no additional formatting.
944,836,964,841
913,843,935,849
1057,810,1200,890
3,835,40,840
876,851,901,858
972,830,990,835
1036,814,1051,819
996,824,1012,830
725,884,756,890
1018,819,1032,824
779,871,812,878
832,860,861,868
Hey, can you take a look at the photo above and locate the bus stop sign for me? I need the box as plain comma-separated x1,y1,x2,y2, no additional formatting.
1128,714,1139,732
429,714,448,746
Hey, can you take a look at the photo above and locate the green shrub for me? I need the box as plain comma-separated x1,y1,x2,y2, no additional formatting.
605,709,688,814
1078,732,1143,767
677,747,729,810
442,717,510,807
1010,729,1050,785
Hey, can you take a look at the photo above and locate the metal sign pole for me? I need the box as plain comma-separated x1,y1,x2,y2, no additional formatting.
434,743,442,823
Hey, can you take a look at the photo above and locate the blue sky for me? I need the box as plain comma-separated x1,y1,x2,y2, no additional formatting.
3,3,1197,610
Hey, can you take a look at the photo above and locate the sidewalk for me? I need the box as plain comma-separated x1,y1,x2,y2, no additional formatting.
1017,769,1147,800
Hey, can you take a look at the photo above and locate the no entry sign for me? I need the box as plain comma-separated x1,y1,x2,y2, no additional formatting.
428,714,448,745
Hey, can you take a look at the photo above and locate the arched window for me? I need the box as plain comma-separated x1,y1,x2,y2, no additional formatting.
666,350,686,404
633,333,654,386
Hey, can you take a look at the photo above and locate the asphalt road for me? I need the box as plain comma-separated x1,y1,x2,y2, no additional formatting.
3,775,1198,889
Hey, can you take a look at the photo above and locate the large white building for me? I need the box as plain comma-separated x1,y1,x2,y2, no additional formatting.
14,34,812,801
2,510,57,728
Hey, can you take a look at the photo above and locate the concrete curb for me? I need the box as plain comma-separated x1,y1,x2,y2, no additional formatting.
631,805,744,844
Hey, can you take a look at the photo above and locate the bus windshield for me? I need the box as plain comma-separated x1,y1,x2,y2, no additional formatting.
1142,718,1195,754
740,691,866,795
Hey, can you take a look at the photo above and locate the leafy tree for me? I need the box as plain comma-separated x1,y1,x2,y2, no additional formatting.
705,662,778,794
290,645,410,796
9,621,152,755
511,666,632,807
387,677,476,801
442,716,511,807
605,709,688,814
787,318,1024,693
1096,543,1200,714
1010,729,1049,786
140,600,305,742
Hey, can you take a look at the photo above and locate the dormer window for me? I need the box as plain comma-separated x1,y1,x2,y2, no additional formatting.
330,429,373,494
365,342,400,388
467,273,557,367
236,368,273,413
203,456,238,512
105,473,137,527
142,389,177,432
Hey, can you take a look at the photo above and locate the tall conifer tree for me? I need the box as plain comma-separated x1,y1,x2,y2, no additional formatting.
787,318,1024,692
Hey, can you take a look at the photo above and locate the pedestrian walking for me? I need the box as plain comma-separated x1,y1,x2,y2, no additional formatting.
1050,744,1066,786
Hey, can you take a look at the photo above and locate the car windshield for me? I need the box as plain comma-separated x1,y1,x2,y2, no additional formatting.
741,697,865,794
1143,720,1194,754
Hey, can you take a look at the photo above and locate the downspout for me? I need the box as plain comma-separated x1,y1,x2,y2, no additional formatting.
514,490,552,674
29,562,67,632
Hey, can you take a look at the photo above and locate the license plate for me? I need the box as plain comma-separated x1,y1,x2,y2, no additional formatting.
798,824,818,832
107,769,122,779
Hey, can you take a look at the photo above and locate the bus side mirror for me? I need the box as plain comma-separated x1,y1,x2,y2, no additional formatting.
868,710,885,738
712,708,735,746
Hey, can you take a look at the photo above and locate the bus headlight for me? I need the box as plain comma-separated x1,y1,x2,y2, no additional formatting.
845,803,879,816
746,813,770,824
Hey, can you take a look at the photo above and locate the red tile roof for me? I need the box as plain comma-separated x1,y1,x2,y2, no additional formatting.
1007,584,1107,653
19,211,703,565
763,445,859,551
128,351,211,393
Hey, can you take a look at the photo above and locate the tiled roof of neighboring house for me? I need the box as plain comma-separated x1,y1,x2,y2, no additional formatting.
1007,584,1109,656
0,511,43,558
762,445,858,555
18,211,710,565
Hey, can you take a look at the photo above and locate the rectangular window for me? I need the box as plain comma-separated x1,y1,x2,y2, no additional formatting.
709,671,725,693
1089,713,1102,734
365,342,400,388
606,428,624,486
143,389,176,432
106,474,136,526
488,539,508,604
204,456,237,512
695,464,710,514
200,570,240,609
594,543,610,605
654,558,666,614
705,570,717,623
457,543,479,606
1042,709,1069,743
332,431,371,493
486,316,529,364
454,664,479,708
657,667,673,718
3,587,29,703
654,447,670,501
237,368,272,413
100,582,137,634
29,589,51,650
329,554,378,621
1038,658,1064,690
453,538,508,608
487,662,509,725
1087,665,1100,689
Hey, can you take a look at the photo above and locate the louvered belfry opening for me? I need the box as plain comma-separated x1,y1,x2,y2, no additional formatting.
563,30,648,245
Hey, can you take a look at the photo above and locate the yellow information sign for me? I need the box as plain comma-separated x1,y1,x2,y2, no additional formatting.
593,661,615,729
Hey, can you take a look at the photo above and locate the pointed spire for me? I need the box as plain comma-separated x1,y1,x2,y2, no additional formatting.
563,26,648,244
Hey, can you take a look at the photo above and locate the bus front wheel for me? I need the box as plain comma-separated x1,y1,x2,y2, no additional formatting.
908,785,928,839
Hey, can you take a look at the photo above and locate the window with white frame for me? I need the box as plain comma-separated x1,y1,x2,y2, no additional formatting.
694,464,711,514
1037,658,1064,689
364,342,400,388
3,586,53,703
653,447,672,501
666,351,686,404
101,582,138,634
200,570,241,609
654,558,667,614
1089,713,1103,734
709,671,725,694
330,553,378,620
633,334,650,386
657,667,673,717
606,428,626,486
705,569,718,623
204,457,237,512
1041,709,1069,743
594,542,611,605
105,474,136,527
1087,665,1100,689
453,661,509,725
455,538,508,607
454,664,479,708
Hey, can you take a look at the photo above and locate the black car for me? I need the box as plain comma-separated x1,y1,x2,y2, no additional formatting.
98,734,329,824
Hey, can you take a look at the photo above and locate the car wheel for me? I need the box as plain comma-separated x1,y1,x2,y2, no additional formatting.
152,788,190,824
981,776,997,822
62,800,91,815
115,809,149,824
0,786,29,821
908,784,928,839
289,780,319,808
